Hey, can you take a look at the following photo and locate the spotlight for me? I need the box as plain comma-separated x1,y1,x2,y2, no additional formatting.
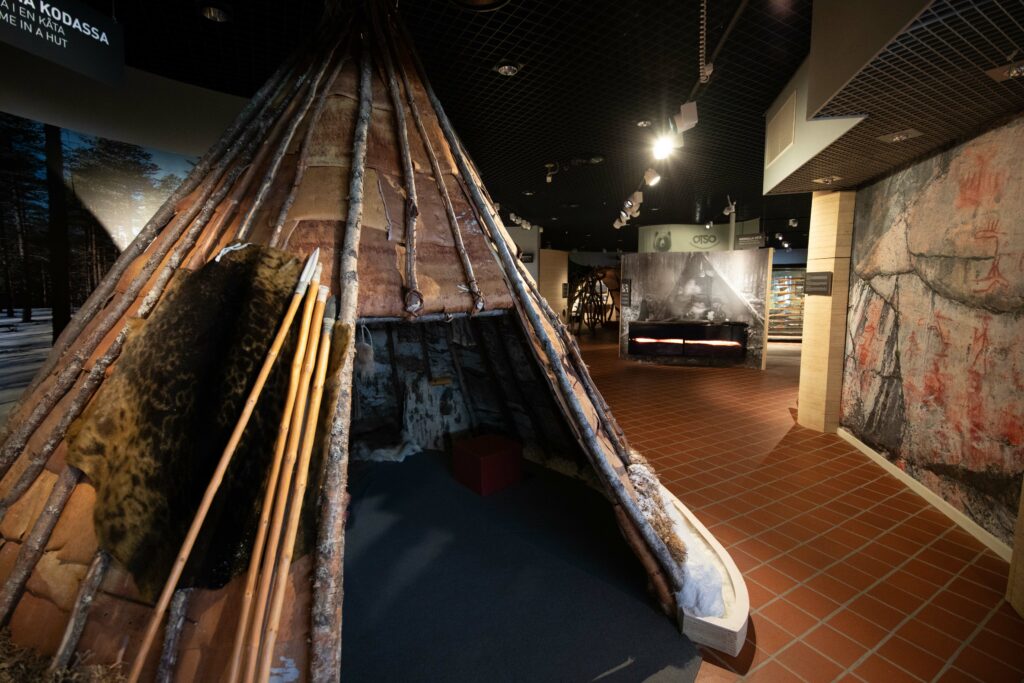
705,220,713,230
521,190,535,196
788,218,798,228
643,168,661,186
722,195,736,217
652,135,675,160
618,209,629,222
623,199,634,210
200,4,230,21
510,212,518,222
774,233,783,240
613,218,625,229
636,119,653,128
781,241,790,248
493,61,522,76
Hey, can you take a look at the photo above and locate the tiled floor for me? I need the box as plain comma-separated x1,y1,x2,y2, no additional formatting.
578,337,1024,683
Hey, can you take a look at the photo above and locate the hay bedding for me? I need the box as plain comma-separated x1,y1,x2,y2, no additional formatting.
67,245,301,601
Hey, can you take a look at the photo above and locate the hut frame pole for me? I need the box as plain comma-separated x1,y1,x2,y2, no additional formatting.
394,11,684,592
237,37,345,241
0,466,82,627
47,549,110,676
373,12,422,315
386,11,484,312
127,253,318,683
311,33,373,683
257,291,333,682
0,56,314,480
155,589,191,683
0,52,299,443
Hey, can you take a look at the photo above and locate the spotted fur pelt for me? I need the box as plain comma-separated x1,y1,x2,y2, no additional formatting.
67,244,301,600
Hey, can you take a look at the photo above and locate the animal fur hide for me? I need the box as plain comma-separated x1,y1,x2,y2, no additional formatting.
67,244,301,600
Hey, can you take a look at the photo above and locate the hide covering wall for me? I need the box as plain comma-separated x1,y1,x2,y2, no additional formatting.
841,115,1024,545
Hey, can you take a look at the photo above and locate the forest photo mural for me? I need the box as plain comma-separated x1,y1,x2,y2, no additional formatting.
0,110,195,416
842,114,1024,545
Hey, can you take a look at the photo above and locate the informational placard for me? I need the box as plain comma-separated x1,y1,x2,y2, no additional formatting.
0,0,123,84
520,252,534,263
735,234,765,250
620,279,631,307
805,271,833,295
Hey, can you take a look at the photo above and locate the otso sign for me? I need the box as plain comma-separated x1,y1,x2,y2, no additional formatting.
0,0,123,84
691,233,718,249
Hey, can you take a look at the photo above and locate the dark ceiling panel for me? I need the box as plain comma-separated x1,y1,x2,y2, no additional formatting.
76,0,813,250
400,0,813,251
770,0,1024,195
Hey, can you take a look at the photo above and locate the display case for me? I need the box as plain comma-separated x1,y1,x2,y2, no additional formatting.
768,268,805,341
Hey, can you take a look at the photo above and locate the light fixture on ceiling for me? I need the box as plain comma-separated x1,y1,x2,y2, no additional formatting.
493,61,523,76
200,4,230,21
649,207,660,212
589,155,605,165
550,217,559,221
637,119,653,128
613,218,625,230
705,220,714,230
652,135,676,160
644,168,661,186
812,175,842,185
774,233,783,240
877,128,922,144
782,241,790,248
544,162,558,184
669,101,699,135
618,209,629,223
787,219,798,228
984,50,1024,82
521,190,535,196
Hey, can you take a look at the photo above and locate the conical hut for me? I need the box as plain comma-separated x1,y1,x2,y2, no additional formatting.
0,2,747,680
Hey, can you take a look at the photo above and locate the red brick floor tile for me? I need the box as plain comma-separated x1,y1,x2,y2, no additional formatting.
825,609,889,648
803,624,869,669
916,603,983,641
747,615,795,655
876,636,947,681
775,640,843,683
694,658,742,682
744,660,803,682
968,628,1024,673
893,619,963,662
806,574,861,604
784,585,841,621
852,654,922,682
747,564,798,594
848,594,906,630
951,645,1023,683
759,599,818,638
935,669,984,683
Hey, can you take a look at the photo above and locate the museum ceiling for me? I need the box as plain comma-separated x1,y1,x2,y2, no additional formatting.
81,0,815,251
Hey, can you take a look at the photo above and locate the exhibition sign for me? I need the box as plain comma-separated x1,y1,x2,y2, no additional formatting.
0,0,123,84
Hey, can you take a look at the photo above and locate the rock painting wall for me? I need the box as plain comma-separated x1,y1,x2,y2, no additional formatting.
842,115,1024,545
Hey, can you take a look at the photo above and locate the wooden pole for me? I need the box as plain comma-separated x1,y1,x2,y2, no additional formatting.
257,289,332,682
385,8,484,313
127,251,319,683
310,29,374,682
393,9,685,593
0,466,82,627
47,549,110,676
155,589,191,683
373,10,421,315
227,265,321,683
243,281,325,683
237,38,344,241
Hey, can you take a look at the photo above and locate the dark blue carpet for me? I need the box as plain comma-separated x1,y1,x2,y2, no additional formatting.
340,451,700,682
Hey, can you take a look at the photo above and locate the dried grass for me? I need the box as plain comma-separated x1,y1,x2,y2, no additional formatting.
0,630,125,683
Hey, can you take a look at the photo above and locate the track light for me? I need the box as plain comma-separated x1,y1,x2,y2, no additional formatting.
774,233,783,240
705,220,713,230
788,218,798,228
644,168,661,186
619,209,629,222
722,195,736,216
613,218,625,229
781,241,790,248
669,102,699,135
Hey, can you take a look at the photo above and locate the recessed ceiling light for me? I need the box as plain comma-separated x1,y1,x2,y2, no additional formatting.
200,4,230,21
877,128,922,144
493,61,522,76
812,175,842,185
649,207,660,212
636,119,653,128
521,190,535,196
551,217,559,221
589,155,605,165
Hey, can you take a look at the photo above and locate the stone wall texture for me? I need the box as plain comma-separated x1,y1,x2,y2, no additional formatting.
842,115,1024,546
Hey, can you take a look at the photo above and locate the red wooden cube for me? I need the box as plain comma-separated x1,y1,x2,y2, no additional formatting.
452,434,523,496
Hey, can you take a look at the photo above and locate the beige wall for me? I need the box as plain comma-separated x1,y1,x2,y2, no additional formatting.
538,249,569,322
797,190,854,432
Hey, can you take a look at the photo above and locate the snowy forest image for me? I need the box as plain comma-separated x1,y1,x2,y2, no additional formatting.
0,110,194,416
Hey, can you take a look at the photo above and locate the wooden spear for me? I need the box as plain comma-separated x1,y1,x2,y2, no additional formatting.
226,264,322,683
242,282,326,683
256,290,333,682
126,249,320,683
